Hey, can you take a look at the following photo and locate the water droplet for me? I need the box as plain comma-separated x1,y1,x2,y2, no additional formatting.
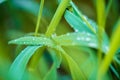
104,46,109,53
81,37,84,40
83,15,88,20
86,33,91,36
89,43,96,47
72,42,76,45
52,33,57,38
75,29,79,32
66,33,70,36
43,38,47,40
32,38,35,41
81,31,86,35
42,42,46,45
23,42,26,44
14,40,17,42
85,37,91,41
83,22,86,24
77,37,81,40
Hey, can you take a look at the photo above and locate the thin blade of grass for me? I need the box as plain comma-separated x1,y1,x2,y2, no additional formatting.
98,21,120,79
105,0,113,17
35,0,44,36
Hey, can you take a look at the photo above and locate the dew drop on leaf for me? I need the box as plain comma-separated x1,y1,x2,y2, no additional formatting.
77,37,81,40
75,29,79,32
66,33,70,36
32,38,35,41
85,37,91,41
52,33,57,38
88,43,96,47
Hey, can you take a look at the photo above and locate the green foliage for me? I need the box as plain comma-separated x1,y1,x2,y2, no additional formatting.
43,49,62,80
0,0,120,80
64,10,95,34
0,0,5,4
59,47,86,80
9,36,55,47
9,46,41,80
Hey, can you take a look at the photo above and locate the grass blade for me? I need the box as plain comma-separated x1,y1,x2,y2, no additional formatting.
98,21,120,79
35,0,44,36
105,0,112,17
9,46,41,80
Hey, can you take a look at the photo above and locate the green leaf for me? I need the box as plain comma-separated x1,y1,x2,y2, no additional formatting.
9,46,41,80
64,8,109,52
58,47,86,80
69,1,96,33
64,10,94,34
54,32,108,53
9,36,55,47
0,0,6,4
43,49,62,80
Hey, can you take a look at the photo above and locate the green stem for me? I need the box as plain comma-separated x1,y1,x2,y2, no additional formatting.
97,19,120,80
96,0,105,70
105,0,112,18
35,0,44,36
96,0,106,28
45,0,70,37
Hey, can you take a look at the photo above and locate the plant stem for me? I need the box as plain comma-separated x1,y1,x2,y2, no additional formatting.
96,0,105,70
105,0,112,18
97,19,120,80
45,0,70,37
96,0,105,28
35,0,44,36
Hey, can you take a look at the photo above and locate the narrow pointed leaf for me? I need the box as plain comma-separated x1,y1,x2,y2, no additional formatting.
9,46,41,80
64,9,109,52
9,36,54,47
64,10,94,34
70,1,97,33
